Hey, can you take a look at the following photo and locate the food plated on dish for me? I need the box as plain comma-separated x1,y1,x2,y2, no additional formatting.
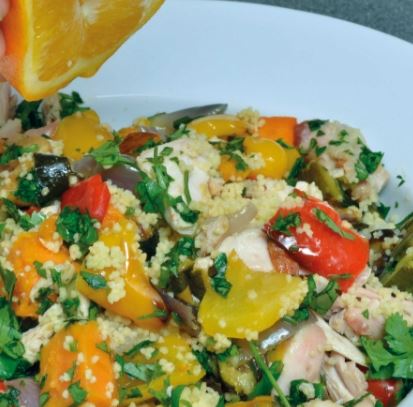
0,84,411,406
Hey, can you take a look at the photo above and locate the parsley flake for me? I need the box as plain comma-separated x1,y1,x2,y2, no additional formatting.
312,207,355,240
272,212,301,236
211,253,232,298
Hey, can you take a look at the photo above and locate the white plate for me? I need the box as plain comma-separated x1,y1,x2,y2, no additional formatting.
68,0,413,403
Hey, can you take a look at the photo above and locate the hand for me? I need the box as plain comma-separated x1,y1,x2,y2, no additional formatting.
0,0,9,57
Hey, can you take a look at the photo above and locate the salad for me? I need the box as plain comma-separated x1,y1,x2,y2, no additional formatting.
0,83,411,407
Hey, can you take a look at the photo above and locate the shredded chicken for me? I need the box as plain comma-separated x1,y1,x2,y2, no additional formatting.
276,322,327,393
322,353,375,406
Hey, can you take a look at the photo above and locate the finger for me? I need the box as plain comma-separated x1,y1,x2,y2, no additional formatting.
0,0,9,20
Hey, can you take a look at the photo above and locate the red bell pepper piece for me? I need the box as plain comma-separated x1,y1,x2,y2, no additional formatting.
264,192,369,291
61,174,110,221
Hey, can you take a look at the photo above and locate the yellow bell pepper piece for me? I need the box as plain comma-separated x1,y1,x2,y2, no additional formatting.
39,321,117,407
244,136,287,179
218,155,251,182
120,332,205,404
54,109,112,160
198,253,307,338
188,115,247,139
76,206,166,330
284,147,301,174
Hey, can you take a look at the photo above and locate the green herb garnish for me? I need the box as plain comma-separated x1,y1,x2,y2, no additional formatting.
271,212,301,236
59,91,89,118
80,271,107,289
15,100,44,131
159,237,196,289
211,253,232,298
312,207,355,240
68,382,88,405
249,341,291,407
56,207,98,255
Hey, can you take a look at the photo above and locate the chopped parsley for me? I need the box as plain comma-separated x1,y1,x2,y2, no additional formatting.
2,199,45,231
249,360,283,398
136,148,199,224
276,139,294,149
0,386,21,407
329,129,349,146
307,119,327,132
116,355,164,382
168,125,190,141
377,202,391,220
68,381,88,405
119,387,143,402
211,253,232,298
397,175,406,187
159,237,196,289
34,261,47,279
36,287,54,315
0,297,29,380
96,341,110,353
62,297,80,319
361,313,413,380
15,100,44,131
0,144,39,165
285,276,339,324
0,266,16,302
215,137,249,171
355,145,384,182
138,307,168,320
124,340,154,358
362,309,370,319
289,380,326,405
14,170,43,206
286,157,306,186
59,91,89,118
56,207,98,255
271,212,301,236
80,271,107,289
89,137,136,169
312,207,355,240
39,392,50,407
249,341,290,407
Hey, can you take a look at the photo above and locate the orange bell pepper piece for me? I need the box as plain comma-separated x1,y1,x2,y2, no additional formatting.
40,321,117,407
259,116,297,145
7,224,71,318
77,206,166,330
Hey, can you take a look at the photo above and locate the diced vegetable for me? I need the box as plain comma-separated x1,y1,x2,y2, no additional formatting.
15,154,71,207
39,321,117,407
119,131,161,155
244,137,287,179
258,116,297,145
219,156,250,181
265,193,369,291
61,175,110,221
54,110,112,160
76,206,166,330
118,333,204,404
367,379,399,407
198,253,307,338
6,229,71,317
188,115,247,138
299,161,344,204
381,253,413,294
